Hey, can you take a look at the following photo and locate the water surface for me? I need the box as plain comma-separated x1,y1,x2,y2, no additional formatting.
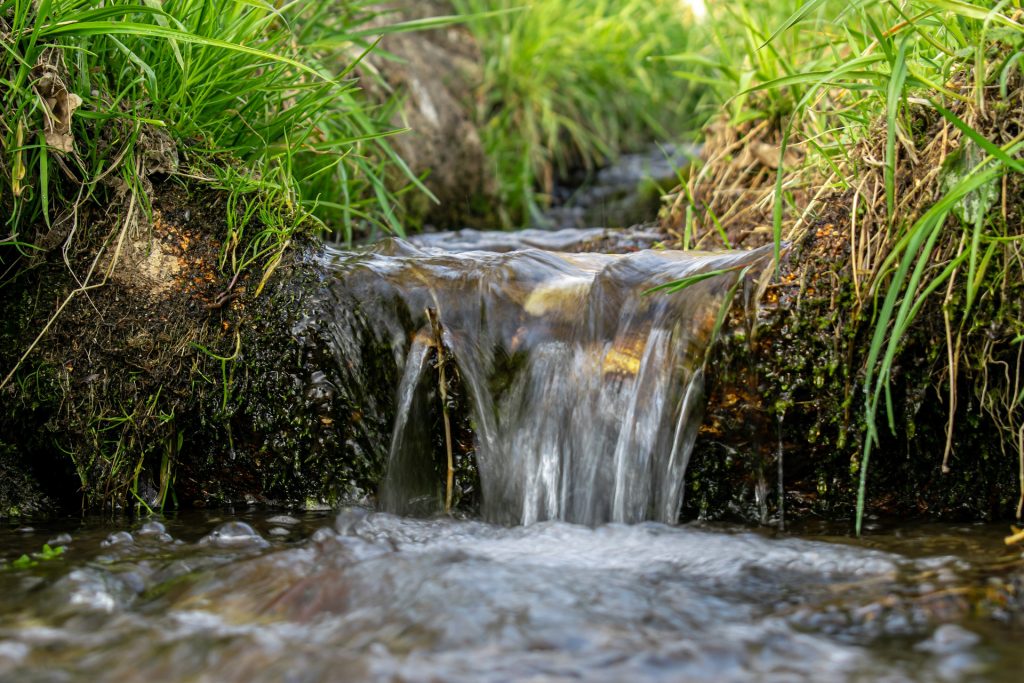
1,511,1021,682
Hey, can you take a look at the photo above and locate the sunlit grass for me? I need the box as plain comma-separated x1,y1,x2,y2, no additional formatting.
453,0,703,227
0,0,425,254
672,0,1024,531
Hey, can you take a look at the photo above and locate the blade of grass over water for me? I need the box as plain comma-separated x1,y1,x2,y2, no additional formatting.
643,268,735,296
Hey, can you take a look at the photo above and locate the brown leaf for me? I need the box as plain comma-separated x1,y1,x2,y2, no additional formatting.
32,50,82,154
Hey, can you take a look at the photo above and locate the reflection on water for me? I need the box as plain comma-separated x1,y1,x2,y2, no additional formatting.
1,511,1021,682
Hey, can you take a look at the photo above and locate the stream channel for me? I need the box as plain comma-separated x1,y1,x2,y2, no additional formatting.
2,150,1023,682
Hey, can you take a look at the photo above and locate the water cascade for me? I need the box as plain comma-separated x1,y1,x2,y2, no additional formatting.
324,232,772,525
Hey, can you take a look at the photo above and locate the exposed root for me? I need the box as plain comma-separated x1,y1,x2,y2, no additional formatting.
1,180,139,391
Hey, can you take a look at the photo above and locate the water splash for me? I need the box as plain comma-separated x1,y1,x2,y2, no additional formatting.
327,234,772,525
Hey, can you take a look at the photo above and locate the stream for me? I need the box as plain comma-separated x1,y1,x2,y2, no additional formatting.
1,512,1021,682
3,155,1022,681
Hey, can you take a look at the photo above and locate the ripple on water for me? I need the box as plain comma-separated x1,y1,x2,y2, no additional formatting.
0,513,1019,683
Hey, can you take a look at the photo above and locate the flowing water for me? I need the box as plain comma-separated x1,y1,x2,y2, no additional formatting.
0,512,1021,682
3,228,1021,680
324,233,771,525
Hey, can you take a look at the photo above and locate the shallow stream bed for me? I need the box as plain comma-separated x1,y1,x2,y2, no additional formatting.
1,511,1021,682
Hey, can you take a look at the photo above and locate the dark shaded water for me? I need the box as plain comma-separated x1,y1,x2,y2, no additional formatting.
1,511,1021,682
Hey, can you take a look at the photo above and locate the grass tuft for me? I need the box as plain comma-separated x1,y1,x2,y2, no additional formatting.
0,0,425,255
670,0,1024,531
0,0,438,512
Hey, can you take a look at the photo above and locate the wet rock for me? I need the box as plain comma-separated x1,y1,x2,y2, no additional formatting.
47,533,73,545
543,145,700,229
0,445,49,520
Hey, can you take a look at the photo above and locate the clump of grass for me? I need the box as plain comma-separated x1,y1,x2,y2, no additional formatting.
0,0,423,258
661,0,850,249
453,0,703,226
670,0,1024,531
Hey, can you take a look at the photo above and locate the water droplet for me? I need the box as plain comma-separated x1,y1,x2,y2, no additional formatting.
198,521,268,548
137,521,166,536
100,531,133,547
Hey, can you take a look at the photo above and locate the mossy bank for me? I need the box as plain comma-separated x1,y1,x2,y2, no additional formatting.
0,179,401,517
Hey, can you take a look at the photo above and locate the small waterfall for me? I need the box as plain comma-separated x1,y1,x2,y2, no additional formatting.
326,233,771,525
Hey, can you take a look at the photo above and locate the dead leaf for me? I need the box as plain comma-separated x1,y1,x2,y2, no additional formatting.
32,49,82,154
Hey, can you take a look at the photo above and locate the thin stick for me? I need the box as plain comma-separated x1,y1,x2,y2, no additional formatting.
942,232,968,473
427,308,454,513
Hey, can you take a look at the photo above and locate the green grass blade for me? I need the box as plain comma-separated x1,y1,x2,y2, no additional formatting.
772,121,793,273
885,36,910,221
40,21,327,80
644,267,740,296
37,132,49,228
761,0,829,48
